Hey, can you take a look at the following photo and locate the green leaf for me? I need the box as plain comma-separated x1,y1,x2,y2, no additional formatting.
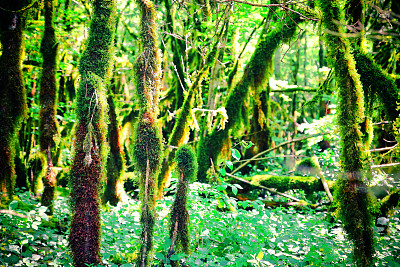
226,160,233,170
234,184,243,189
9,200,18,210
232,186,238,196
231,148,241,161
170,254,181,261
163,238,172,249
256,251,264,261
220,169,226,177
216,184,227,191
155,252,165,260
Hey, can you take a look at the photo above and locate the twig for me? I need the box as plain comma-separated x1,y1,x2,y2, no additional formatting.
232,132,331,175
225,173,302,202
370,144,397,152
372,162,400,169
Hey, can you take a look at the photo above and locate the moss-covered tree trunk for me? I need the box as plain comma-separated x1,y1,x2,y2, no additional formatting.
167,145,197,266
68,0,116,266
103,88,126,206
0,1,29,201
133,1,162,266
39,0,59,215
196,6,312,181
316,0,375,266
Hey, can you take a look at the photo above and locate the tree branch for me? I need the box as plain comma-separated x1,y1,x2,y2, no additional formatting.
232,132,331,175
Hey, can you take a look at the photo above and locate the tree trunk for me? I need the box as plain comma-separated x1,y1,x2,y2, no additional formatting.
317,0,375,265
0,1,29,201
69,0,116,266
40,0,59,215
133,1,163,266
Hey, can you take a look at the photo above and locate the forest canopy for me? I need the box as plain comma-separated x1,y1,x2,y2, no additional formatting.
0,0,400,266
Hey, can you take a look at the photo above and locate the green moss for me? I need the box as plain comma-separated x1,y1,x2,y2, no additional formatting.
378,189,400,218
175,145,198,182
0,0,30,200
295,157,323,178
69,0,116,266
353,49,400,122
168,145,197,260
317,0,375,265
250,174,325,195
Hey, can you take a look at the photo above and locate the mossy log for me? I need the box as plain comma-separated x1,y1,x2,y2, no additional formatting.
247,174,333,195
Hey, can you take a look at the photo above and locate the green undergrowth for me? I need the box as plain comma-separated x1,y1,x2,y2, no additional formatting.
1,185,399,266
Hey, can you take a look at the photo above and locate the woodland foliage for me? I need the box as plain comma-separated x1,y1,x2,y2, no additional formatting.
0,0,400,267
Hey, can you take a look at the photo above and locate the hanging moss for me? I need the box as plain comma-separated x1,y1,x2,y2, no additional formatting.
353,49,400,122
316,0,375,265
69,0,116,266
196,6,313,182
0,1,30,201
39,0,59,215
168,145,197,265
133,0,162,266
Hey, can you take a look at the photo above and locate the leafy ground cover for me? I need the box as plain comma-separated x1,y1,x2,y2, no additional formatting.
1,184,399,267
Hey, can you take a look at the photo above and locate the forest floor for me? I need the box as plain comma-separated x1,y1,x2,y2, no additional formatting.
1,183,399,267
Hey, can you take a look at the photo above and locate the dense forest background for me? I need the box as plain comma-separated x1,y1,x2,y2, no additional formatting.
1,0,400,266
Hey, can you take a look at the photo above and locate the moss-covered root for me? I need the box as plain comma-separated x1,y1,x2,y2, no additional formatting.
0,1,29,200
316,0,375,265
133,1,162,266
168,145,198,264
69,0,116,266
39,0,59,215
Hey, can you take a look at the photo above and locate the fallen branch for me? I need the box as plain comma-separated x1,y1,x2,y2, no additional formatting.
0,210,29,218
232,132,331,175
226,173,302,202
